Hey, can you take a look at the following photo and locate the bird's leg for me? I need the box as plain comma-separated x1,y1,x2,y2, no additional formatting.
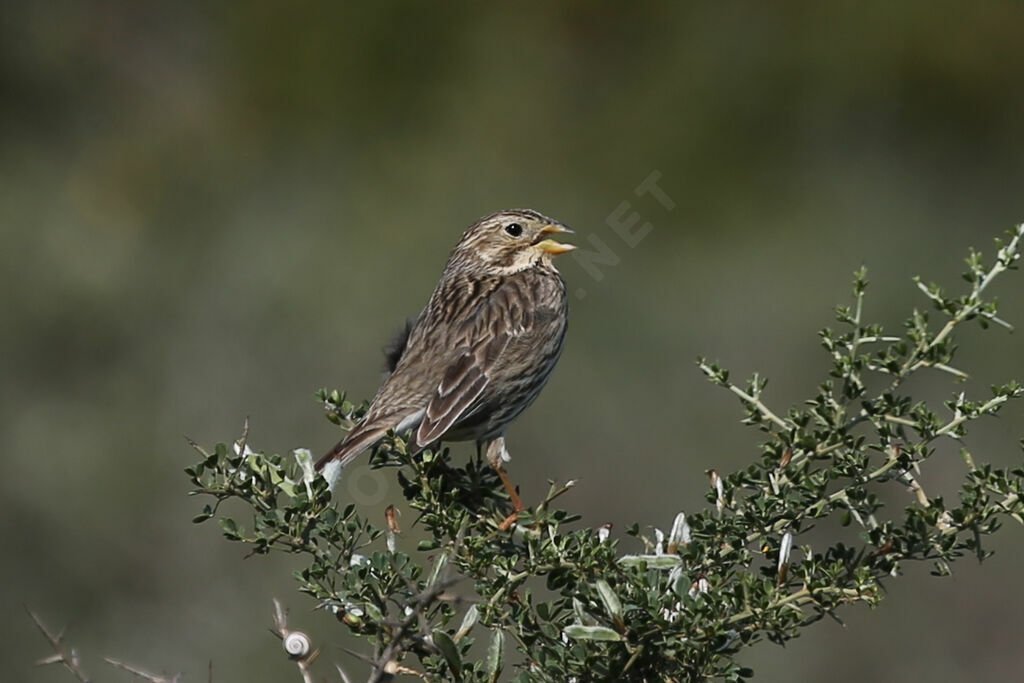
484,437,523,530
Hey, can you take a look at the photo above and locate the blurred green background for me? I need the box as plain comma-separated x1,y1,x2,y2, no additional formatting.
4,2,1024,681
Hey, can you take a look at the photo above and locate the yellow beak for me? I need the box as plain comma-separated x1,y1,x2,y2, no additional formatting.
535,224,576,255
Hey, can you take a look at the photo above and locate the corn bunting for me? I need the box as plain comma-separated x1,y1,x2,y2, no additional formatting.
317,209,574,515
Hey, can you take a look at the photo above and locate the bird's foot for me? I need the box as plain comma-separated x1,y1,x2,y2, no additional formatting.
484,436,525,531
493,462,525,531
497,511,520,531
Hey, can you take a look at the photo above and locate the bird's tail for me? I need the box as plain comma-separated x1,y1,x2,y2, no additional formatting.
315,423,391,491
316,408,426,491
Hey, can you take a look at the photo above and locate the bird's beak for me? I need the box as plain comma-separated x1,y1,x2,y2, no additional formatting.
535,224,576,255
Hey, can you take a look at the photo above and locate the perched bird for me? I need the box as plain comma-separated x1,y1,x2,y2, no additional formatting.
317,209,575,518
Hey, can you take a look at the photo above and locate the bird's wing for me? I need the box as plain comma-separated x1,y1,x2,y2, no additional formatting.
414,332,510,445
413,279,539,447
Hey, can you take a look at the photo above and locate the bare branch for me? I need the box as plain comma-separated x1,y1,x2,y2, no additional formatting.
104,657,181,682
366,573,460,682
27,606,92,683
271,599,318,683
336,662,356,683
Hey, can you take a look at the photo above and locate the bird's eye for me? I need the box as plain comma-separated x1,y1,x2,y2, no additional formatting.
504,223,523,237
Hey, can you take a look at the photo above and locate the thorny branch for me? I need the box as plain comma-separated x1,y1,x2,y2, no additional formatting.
27,607,92,683
272,599,320,683
171,223,1024,681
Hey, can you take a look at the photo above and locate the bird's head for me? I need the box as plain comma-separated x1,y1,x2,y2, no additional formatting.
452,209,575,274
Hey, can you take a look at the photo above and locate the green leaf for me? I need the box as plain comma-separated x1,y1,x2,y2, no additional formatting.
454,605,478,642
432,629,462,675
486,629,504,682
426,552,449,587
562,625,624,642
618,554,682,569
572,597,599,626
219,518,238,536
595,579,623,621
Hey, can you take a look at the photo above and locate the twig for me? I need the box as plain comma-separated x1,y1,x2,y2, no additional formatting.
725,382,793,431
272,599,318,683
27,606,92,682
336,662,356,683
725,585,862,626
936,395,1009,437
104,657,181,682
903,226,1023,378
367,558,462,683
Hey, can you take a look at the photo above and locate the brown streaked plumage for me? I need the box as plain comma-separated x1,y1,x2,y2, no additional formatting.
317,209,574,504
